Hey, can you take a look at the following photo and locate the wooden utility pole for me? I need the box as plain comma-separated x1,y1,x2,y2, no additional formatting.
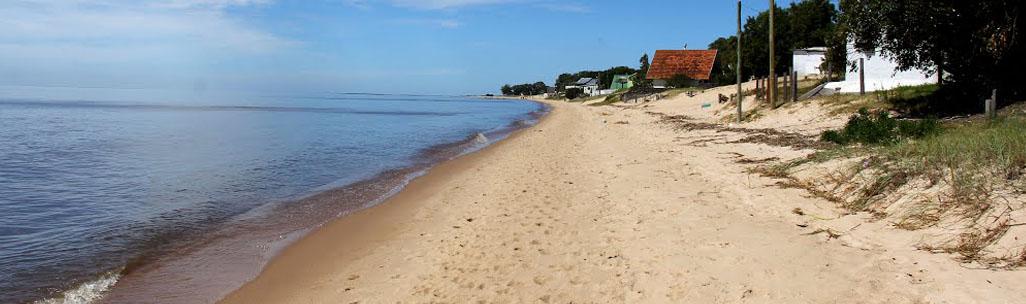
737,0,743,123
768,0,776,107
859,57,866,95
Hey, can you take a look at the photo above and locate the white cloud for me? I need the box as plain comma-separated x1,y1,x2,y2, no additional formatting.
0,1,291,55
343,0,589,12
0,0,294,88
391,18,462,29
386,0,521,10
157,0,272,9
535,3,589,13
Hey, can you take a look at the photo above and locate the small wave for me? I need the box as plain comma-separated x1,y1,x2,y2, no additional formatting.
33,269,121,304
473,133,489,145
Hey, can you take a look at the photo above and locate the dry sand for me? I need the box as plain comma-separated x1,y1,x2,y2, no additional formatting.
220,91,1026,303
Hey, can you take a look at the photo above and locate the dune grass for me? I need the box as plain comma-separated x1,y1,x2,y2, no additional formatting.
880,117,1026,193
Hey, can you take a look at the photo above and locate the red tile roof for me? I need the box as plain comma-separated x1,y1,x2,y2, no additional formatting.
646,50,718,80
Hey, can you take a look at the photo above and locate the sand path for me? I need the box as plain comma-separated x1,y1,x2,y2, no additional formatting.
221,100,1020,303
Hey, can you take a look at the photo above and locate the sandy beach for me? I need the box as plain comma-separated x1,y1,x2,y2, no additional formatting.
221,89,1026,303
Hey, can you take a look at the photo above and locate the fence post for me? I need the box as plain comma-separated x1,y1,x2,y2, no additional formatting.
756,78,761,98
792,70,798,102
987,89,998,119
779,72,787,102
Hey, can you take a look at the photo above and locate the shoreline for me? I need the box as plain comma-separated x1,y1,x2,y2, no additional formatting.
33,99,547,304
218,90,1026,303
218,99,557,303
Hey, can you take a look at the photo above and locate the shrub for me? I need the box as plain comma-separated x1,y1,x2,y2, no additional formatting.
565,88,585,100
666,74,694,88
820,108,940,145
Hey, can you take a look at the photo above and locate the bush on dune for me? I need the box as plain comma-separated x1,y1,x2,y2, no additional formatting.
820,108,940,145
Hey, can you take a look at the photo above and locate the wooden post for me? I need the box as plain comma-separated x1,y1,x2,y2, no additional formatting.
736,0,743,123
782,72,789,102
756,78,761,97
988,89,998,119
826,60,833,82
859,57,865,95
768,0,776,107
792,70,798,102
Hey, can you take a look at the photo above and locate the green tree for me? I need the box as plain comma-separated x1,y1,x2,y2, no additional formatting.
708,36,739,85
555,73,575,92
565,88,585,100
531,82,547,95
636,53,652,88
840,0,1025,103
501,84,513,96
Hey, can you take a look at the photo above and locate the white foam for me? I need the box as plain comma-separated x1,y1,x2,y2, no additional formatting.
33,269,121,304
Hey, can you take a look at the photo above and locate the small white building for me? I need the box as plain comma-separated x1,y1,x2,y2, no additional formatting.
565,78,600,95
824,42,937,93
793,47,827,77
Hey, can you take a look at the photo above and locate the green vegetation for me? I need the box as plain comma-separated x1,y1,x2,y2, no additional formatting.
564,88,585,100
819,84,940,116
666,74,695,89
820,108,939,145
500,82,547,96
882,118,1026,188
589,93,623,107
636,54,651,89
803,114,1025,224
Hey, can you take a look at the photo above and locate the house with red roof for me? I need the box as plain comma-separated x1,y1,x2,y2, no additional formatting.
646,49,718,88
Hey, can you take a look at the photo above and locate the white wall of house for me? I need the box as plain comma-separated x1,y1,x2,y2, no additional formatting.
825,42,937,93
565,85,598,95
793,53,825,76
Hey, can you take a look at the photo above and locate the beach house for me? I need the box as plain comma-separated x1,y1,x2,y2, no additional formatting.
824,42,937,93
565,77,600,95
610,74,635,91
646,49,718,88
793,47,827,77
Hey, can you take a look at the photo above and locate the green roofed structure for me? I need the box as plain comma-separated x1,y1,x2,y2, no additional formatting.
610,74,635,91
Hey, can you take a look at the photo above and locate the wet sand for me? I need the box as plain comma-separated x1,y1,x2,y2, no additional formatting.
220,96,1026,303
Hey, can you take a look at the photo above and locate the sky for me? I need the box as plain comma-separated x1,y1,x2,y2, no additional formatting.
0,0,806,95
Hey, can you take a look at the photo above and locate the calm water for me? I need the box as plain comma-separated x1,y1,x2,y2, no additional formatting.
0,86,543,303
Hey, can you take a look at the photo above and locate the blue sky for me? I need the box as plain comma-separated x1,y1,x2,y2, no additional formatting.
0,0,805,95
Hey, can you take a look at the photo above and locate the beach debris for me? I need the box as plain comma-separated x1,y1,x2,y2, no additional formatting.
805,228,843,239
652,112,833,150
701,103,712,108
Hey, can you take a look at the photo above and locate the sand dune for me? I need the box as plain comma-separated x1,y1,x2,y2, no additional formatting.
221,93,1026,303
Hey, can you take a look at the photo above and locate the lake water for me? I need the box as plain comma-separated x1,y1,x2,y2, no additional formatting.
0,86,544,304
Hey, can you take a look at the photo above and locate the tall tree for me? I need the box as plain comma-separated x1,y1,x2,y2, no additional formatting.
554,73,575,92
637,53,651,88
